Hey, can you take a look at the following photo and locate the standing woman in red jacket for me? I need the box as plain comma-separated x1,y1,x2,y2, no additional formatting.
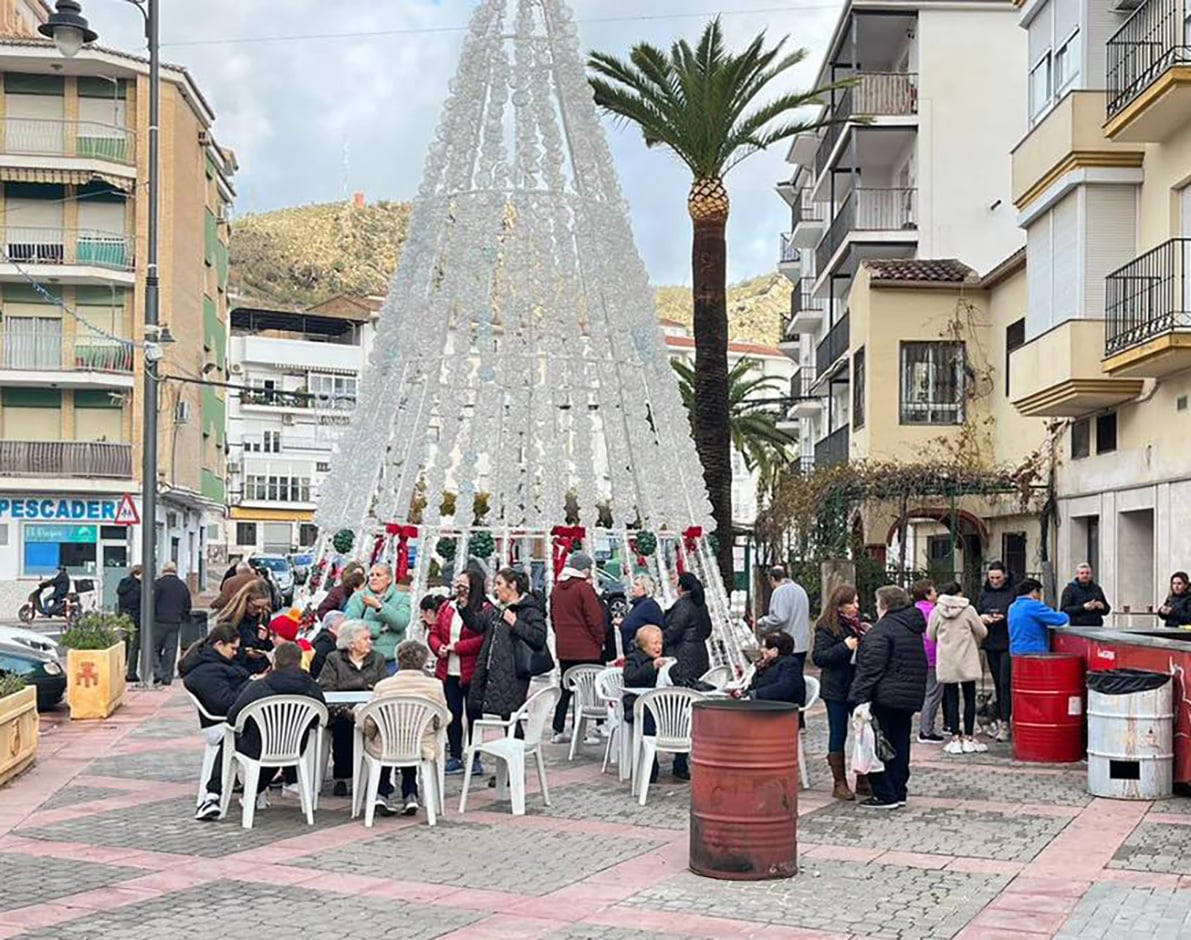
429,569,488,775
548,551,608,744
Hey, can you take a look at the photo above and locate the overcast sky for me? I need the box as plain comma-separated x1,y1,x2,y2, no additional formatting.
94,0,843,285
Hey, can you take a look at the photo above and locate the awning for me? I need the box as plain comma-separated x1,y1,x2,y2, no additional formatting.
0,167,134,192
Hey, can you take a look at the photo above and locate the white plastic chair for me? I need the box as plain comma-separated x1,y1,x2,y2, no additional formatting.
799,675,821,790
725,663,756,693
351,696,449,828
594,668,628,778
699,665,732,691
563,664,606,760
632,687,705,806
460,685,561,815
218,695,328,829
185,690,226,807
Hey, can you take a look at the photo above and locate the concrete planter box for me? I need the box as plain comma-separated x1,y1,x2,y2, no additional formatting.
0,685,38,786
66,642,126,720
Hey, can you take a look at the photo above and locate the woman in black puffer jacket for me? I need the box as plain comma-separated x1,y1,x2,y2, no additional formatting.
180,623,250,726
467,568,548,720
662,573,712,685
812,582,867,801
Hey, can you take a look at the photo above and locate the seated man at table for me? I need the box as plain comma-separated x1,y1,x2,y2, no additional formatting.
364,640,450,817
621,625,686,783
194,641,325,821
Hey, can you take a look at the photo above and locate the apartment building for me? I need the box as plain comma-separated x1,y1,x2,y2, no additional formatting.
775,0,1035,575
1007,0,1191,619
225,297,378,557
0,0,233,603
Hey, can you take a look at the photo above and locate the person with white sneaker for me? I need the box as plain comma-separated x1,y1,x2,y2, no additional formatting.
927,582,989,757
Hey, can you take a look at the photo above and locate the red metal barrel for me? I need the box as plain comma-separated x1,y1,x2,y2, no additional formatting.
1012,653,1086,763
689,699,798,880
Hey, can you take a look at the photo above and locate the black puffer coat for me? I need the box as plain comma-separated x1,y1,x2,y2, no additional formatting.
849,603,928,712
621,646,661,719
1060,580,1112,627
1161,592,1191,627
977,578,1017,651
812,617,863,703
467,595,548,719
228,667,325,761
663,596,711,684
748,654,806,706
180,644,250,726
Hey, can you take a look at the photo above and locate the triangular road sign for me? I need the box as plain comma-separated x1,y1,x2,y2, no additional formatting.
114,494,140,526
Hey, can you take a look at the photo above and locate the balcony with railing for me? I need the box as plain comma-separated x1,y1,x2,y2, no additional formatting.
785,286,824,338
789,189,826,248
0,117,136,167
778,232,801,281
816,312,850,377
814,72,918,176
1104,237,1191,378
0,326,134,377
815,188,918,275
1106,0,1191,141
2,227,135,274
788,366,822,419
814,424,850,470
0,440,132,479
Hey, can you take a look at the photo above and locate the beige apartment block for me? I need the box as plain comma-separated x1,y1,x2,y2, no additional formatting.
0,0,233,601
1009,0,1191,620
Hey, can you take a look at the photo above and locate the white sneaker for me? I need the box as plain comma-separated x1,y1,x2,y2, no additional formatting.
550,732,571,744
995,724,1010,743
943,739,964,755
964,737,988,753
239,791,269,811
282,782,301,797
402,795,419,816
582,734,601,746
194,795,221,821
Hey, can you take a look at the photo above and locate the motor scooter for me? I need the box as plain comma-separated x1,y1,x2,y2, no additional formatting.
18,578,95,628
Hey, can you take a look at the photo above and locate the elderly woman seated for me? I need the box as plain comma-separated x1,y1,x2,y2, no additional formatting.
621,625,687,783
746,631,807,707
363,640,450,817
318,619,388,797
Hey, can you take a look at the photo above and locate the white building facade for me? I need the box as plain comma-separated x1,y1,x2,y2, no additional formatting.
225,298,377,557
777,0,1028,474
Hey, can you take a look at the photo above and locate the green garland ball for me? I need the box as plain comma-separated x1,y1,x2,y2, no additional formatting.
470,530,495,559
437,538,457,562
332,529,355,554
635,530,657,557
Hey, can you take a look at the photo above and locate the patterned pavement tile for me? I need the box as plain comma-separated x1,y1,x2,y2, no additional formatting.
907,764,1092,806
17,797,354,859
545,929,703,940
1109,821,1191,874
129,716,204,740
86,750,204,783
1147,796,1191,816
798,802,1070,862
39,785,127,810
1055,882,1191,939
623,858,1012,939
0,853,144,911
486,780,692,830
16,879,482,940
288,819,663,895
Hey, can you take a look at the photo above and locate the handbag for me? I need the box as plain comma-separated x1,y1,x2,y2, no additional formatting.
870,713,896,762
511,629,555,680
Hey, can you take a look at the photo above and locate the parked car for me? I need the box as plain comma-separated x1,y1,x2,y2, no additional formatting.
0,639,66,710
250,554,295,607
288,552,315,586
0,623,59,658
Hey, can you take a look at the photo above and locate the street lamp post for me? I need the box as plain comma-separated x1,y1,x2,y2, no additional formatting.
42,0,161,687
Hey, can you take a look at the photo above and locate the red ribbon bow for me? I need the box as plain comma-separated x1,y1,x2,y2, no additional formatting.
385,524,419,581
551,525,586,579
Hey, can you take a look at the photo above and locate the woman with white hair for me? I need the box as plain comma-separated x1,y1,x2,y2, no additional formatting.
318,619,388,796
616,573,664,657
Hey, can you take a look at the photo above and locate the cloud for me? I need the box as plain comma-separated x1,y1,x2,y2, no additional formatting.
92,0,842,284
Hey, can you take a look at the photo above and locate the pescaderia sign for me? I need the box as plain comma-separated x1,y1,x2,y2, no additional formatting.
0,498,127,521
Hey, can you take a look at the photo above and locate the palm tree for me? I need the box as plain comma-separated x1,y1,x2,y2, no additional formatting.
672,357,798,494
589,19,843,582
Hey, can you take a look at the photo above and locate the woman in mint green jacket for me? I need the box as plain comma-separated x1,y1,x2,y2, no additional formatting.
344,563,411,674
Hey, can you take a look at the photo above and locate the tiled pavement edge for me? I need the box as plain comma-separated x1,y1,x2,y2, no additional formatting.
1,689,1190,939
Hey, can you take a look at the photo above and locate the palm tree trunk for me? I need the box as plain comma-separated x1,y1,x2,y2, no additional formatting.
689,180,733,586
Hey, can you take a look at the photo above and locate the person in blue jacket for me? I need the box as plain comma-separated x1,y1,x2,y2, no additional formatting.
1008,579,1070,654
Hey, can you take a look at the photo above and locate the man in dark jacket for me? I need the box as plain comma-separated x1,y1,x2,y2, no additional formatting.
38,566,71,616
195,641,325,821
153,562,192,686
977,562,1016,740
1060,563,1111,627
549,551,607,743
849,586,928,810
116,565,142,682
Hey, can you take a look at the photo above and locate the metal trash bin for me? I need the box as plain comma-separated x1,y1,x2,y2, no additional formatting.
1087,669,1173,800
180,610,211,650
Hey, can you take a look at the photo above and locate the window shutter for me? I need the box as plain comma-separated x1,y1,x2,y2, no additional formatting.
1027,213,1053,336
1052,194,1079,323
1028,7,1052,63
1054,0,1079,41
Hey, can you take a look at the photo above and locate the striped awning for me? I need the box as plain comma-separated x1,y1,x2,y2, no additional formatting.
0,167,134,192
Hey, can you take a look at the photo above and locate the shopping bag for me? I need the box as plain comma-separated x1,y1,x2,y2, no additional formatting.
850,703,885,775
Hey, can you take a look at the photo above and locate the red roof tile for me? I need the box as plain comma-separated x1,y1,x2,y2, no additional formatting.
863,259,978,283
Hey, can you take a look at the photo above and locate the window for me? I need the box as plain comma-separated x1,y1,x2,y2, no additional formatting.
243,475,311,503
1096,412,1118,454
852,347,866,430
1029,55,1052,121
298,524,319,547
22,523,97,577
1086,515,1100,574
1005,319,1026,397
235,522,257,546
1054,30,1080,93
1002,533,1027,580
1071,419,1090,458
900,342,966,425
308,373,357,411
263,430,281,453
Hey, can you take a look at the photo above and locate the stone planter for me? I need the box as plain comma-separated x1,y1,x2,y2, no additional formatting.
66,642,126,720
0,685,37,786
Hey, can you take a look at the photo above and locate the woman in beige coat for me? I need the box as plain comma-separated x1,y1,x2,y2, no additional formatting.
363,640,449,816
927,582,988,756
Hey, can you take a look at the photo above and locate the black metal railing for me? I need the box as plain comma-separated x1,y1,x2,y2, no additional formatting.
790,366,818,398
792,189,824,225
1105,237,1191,355
1107,0,1190,118
816,188,917,273
816,312,850,376
814,424,849,469
814,72,918,176
779,232,799,265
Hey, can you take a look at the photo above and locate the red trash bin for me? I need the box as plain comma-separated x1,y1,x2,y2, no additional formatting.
1012,653,1085,763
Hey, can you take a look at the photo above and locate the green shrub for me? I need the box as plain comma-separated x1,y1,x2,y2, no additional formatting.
59,612,135,651
0,673,27,698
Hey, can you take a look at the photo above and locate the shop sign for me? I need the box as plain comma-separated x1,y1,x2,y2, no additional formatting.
0,498,122,521
25,525,99,544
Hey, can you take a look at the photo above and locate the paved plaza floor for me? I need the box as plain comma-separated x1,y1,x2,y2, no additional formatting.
3,690,1191,939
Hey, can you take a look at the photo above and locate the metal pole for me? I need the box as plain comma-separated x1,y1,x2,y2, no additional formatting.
138,0,159,687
